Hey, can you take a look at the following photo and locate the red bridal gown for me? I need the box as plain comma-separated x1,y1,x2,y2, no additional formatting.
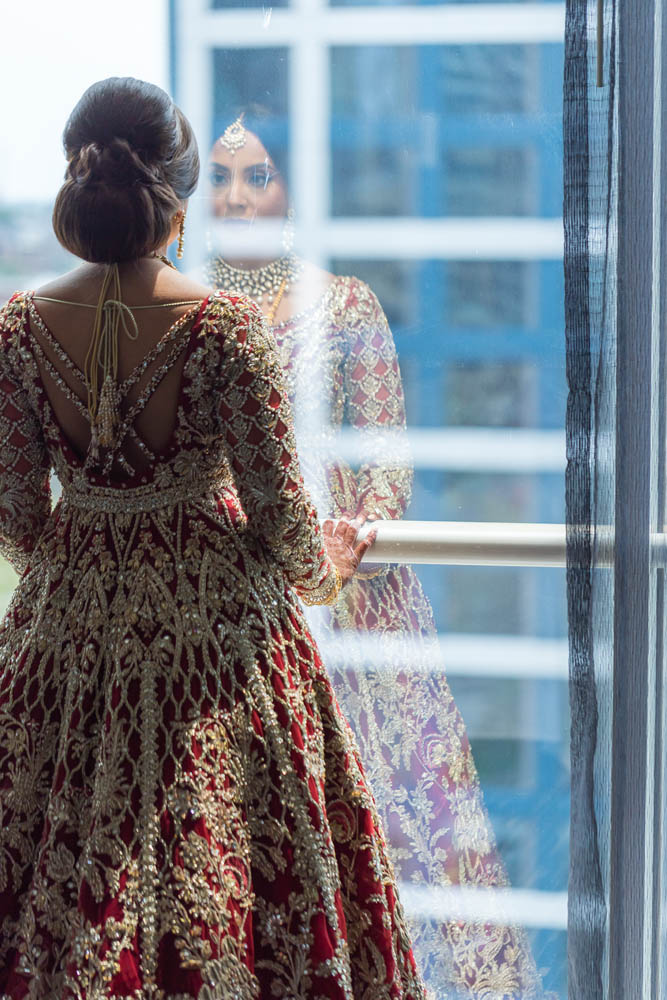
0,290,426,1000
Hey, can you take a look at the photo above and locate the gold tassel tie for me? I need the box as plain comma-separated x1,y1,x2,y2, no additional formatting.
85,264,139,459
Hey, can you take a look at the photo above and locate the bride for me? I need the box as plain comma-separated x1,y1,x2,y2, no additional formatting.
0,78,427,999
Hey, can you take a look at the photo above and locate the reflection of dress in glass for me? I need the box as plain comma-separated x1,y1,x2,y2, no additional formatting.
0,291,426,999
269,273,548,999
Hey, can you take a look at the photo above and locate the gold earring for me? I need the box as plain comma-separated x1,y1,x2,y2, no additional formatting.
177,214,186,260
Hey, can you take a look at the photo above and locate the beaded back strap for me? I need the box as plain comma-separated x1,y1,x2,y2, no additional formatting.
32,277,203,468
35,264,141,460
84,264,139,458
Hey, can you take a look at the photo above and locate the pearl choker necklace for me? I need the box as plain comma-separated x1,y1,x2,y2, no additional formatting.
205,253,303,301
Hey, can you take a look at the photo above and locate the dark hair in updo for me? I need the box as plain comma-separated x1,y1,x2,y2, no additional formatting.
53,77,200,263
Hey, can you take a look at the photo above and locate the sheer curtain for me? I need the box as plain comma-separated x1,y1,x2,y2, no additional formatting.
565,0,667,996
564,0,616,997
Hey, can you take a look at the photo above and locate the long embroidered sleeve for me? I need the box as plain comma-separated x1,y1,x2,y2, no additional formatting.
340,280,413,520
216,296,336,603
0,299,52,574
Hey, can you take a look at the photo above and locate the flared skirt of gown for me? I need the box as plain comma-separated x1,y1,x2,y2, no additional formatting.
0,494,425,1000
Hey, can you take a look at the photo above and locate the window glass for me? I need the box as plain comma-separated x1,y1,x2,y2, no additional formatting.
204,17,567,995
0,207,73,304
447,261,535,328
331,44,562,217
447,362,537,426
331,0,561,6
213,47,289,137
0,3,568,998
211,0,289,6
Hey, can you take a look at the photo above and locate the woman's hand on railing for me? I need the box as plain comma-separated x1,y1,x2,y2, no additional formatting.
322,516,377,583
352,507,385,578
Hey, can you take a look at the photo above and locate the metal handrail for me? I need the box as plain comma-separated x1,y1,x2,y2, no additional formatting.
354,519,567,567
350,519,667,568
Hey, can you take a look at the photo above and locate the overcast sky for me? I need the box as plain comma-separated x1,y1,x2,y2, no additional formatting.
0,0,167,203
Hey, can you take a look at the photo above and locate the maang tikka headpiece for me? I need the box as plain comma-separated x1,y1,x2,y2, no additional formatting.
218,116,247,155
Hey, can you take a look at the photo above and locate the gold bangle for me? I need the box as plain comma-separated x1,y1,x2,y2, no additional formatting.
299,565,342,606
321,566,343,605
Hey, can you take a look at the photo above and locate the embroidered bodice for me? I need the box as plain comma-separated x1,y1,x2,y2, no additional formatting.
0,290,334,603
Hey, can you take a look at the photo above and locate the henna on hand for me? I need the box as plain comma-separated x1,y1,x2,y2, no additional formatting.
322,514,377,583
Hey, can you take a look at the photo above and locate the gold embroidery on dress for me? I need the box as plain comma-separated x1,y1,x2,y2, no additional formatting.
0,291,425,998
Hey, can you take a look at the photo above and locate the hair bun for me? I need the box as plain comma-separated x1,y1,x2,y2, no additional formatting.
69,138,159,190
54,77,199,263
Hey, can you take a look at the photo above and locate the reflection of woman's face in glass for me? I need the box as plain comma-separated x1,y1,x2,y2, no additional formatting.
208,130,288,221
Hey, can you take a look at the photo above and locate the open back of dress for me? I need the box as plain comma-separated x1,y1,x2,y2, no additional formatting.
25,294,204,479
